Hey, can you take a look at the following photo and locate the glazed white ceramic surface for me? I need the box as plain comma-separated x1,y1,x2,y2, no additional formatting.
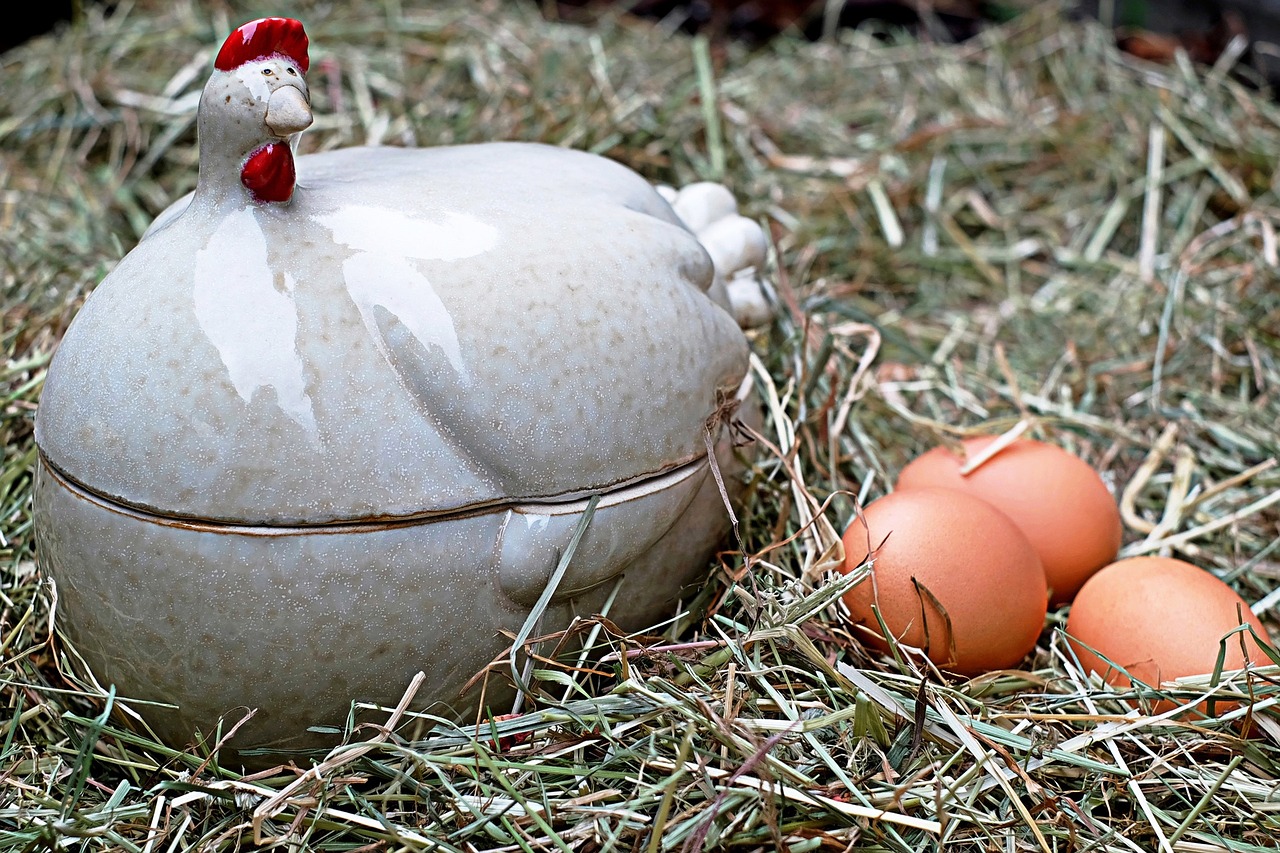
39,142,750,524
33,17,765,759
36,440,742,754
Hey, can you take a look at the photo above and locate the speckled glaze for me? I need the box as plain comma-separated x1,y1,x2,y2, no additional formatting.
34,18,765,759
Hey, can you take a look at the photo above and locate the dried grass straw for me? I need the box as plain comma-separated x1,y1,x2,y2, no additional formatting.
3,0,1280,849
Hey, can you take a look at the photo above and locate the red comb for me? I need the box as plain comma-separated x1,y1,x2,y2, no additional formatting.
215,17,309,74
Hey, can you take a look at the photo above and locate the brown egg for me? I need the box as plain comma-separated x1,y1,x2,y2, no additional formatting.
897,437,1121,605
1066,557,1273,713
840,487,1048,676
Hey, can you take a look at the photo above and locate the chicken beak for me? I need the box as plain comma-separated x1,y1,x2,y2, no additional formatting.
265,85,313,138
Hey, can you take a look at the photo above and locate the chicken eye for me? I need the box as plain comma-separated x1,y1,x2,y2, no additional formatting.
262,68,274,76
286,67,297,76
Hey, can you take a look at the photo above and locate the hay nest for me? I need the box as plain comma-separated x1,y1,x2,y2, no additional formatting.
2,1,1278,849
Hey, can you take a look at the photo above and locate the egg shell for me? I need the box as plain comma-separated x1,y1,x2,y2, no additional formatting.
1066,556,1273,712
896,437,1121,605
840,487,1049,676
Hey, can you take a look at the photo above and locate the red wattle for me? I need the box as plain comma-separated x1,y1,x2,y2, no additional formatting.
241,143,296,204
215,17,309,73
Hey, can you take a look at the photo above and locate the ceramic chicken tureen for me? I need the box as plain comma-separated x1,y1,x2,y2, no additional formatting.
34,18,767,758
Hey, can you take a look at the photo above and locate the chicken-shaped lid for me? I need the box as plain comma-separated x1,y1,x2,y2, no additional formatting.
36,18,751,525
